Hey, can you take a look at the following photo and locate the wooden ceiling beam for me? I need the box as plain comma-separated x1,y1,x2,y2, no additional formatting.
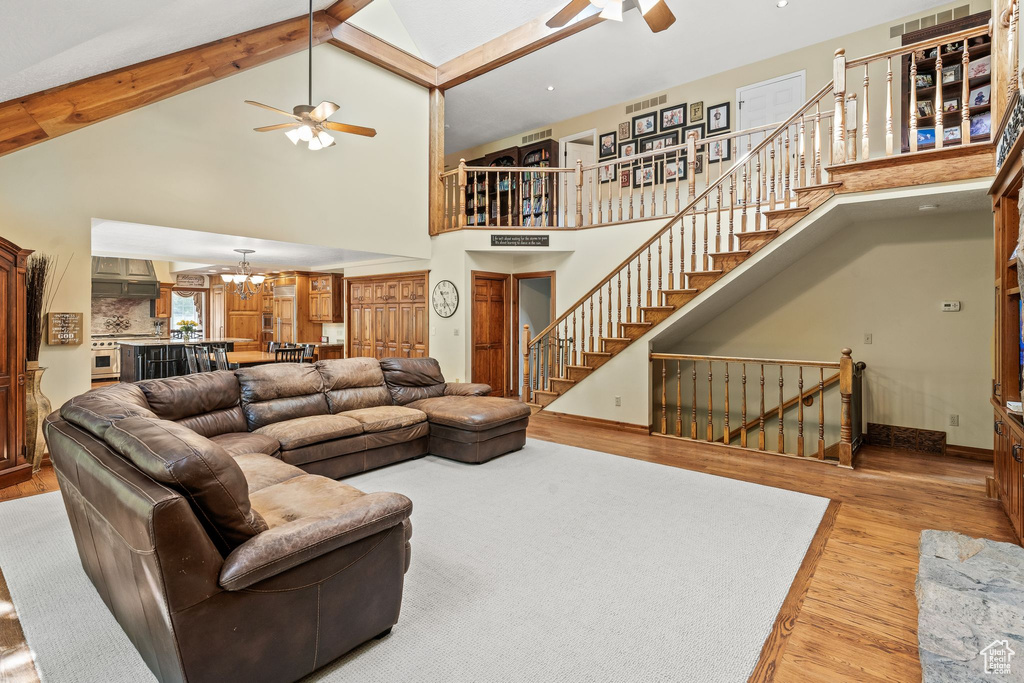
434,10,605,90
327,24,437,88
0,13,337,158
324,0,376,24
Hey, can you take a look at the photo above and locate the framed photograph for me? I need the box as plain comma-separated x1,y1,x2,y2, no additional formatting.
942,98,959,113
917,100,934,118
618,140,639,159
618,121,631,140
943,127,961,143
619,169,631,188
967,55,991,79
707,138,732,163
690,102,704,122
659,104,687,131
639,131,680,153
633,163,660,189
694,153,704,175
941,64,961,84
915,73,934,89
599,131,617,158
969,84,991,107
632,112,657,137
707,102,731,133
970,110,992,137
598,162,617,183
663,157,687,182
917,127,936,146
681,123,705,144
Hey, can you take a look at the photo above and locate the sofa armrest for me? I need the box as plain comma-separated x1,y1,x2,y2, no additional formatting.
445,382,491,397
219,491,412,591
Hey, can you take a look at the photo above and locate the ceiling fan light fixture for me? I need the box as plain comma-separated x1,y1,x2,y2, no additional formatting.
297,124,314,142
316,130,335,147
308,136,324,151
285,128,302,144
599,0,623,21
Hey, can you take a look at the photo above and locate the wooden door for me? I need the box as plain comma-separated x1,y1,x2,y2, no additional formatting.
471,272,509,397
0,239,28,486
276,297,295,343
309,293,322,322
383,301,400,358
398,303,428,357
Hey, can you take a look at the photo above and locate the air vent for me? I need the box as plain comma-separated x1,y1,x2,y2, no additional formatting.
625,94,668,115
521,128,553,144
889,5,970,37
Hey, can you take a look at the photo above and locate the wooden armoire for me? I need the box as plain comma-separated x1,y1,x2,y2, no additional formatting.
346,272,428,360
0,237,30,489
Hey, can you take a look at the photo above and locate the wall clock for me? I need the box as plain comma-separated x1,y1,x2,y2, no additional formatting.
432,280,459,318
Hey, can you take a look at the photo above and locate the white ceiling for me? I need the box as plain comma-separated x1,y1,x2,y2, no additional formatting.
0,0,336,102
91,220,403,273
441,0,955,152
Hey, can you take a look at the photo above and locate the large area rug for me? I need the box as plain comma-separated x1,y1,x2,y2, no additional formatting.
0,439,828,682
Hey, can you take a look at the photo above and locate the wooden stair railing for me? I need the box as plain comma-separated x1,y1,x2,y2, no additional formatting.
650,350,865,468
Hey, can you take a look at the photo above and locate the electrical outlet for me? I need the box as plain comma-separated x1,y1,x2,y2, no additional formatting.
615,396,621,407
431,327,436,335
864,332,873,345
949,414,959,427
454,328,459,337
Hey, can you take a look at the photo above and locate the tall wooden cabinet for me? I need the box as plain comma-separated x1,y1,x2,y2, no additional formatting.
0,237,30,488
347,272,428,360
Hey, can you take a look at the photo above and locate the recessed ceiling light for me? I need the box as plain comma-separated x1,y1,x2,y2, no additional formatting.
919,204,939,211
776,0,788,6
547,85,555,91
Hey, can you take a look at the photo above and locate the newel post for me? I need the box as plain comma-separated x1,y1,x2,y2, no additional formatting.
838,347,854,469
574,160,584,228
457,159,468,228
686,131,697,200
832,49,847,165
522,324,531,403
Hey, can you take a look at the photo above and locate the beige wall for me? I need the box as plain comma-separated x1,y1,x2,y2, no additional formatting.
0,45,429,408
448,0,992,167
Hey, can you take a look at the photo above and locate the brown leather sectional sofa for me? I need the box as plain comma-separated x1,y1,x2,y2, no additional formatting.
44,356,529,683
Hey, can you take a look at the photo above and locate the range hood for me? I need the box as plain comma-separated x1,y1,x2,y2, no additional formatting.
91,257,160,299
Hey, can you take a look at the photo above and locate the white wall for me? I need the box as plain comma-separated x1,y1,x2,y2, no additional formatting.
0,45,429,407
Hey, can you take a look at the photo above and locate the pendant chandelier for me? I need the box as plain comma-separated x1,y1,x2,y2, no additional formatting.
221,249,266,300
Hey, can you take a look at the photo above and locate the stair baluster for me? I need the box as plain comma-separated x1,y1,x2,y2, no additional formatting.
614,276,619,337
778,366,785,454
691,362,698,439
522,324,530,402
723,363,730,445
588,297,594,352
741,364,748,448
646,246,652,307
797,367,805,457
707,361,714,442
676,361,683,437
818,367,825,459
885,57,894,156
661,360,667,434
598,288,603,348
758,364,766,451
625,262,632,324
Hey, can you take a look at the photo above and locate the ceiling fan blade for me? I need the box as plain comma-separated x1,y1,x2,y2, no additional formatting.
310,101,340,122
641,0,675,32
546,0,591,28
253,123,300,132
244,100,301,120
322,121,377,137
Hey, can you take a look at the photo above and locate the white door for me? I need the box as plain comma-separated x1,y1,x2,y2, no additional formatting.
737,71,806,141
558,130,597,226
210,286,225,339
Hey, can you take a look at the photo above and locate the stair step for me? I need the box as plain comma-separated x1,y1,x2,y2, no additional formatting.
549,377,576,393
708,250,749,273
687,270,724,289
764,205,809,231
566,365,595,382
793,181,843,194
735,229,779,252
532,390,560,407
661,288,699,307
619,321,653,340
526,402,543,414
601,337,632,354
582,350,614,369
640,305,676,325
793,182,843,208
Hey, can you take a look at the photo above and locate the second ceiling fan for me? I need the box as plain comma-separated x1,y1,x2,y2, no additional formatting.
547,0,676,32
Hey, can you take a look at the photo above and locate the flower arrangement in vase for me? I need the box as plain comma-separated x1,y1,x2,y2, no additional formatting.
177,319,200,342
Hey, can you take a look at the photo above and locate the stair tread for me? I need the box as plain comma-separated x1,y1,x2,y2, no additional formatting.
620,321,653,327
602,337,632,342
640,305,676,311
566,365,594,371
793,181,843,193
690,269,724,276
534,389,559,396
661,288,699,293
737,228,779,235
764,205,809,216
583,350,613,357
709,250,749,257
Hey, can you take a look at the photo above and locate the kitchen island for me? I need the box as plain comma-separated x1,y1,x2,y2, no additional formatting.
118,338,253,382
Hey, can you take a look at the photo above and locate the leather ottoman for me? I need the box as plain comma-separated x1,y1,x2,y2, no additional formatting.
404,395,531,464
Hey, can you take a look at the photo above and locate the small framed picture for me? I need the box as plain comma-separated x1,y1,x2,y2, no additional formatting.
970,110,992,137
632,112,657,137
917,100,934,118
640,131,680,153
633,163,660,188
690,101,704,122
943,127,961,143
599,131,617,158
941,64,961,84
663,158,687,182
707,102,731,133
619,169,632,188
681,123,705,143
618,121,631,140
969,84,991,107
618,140,639,159
598,162,617,183
917,127,936,146
967,55,991,79
942,98,959,113
660,104,687,131
707,138,732,163
915,73,934,89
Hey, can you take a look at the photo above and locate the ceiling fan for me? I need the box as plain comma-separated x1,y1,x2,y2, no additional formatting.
547,0,676,32
245,0,376,150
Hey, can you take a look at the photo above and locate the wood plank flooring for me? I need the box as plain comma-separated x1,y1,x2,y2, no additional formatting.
0,420,1013,682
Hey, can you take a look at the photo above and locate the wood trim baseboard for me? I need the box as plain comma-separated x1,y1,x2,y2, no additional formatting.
749,499,841,682
0,464,33,490
946,444,995,462
537,410,649,434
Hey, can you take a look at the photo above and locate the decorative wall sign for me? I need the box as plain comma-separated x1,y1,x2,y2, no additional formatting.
618,121,631,140
175,274,206,288
490,234,550,247
47,312,83,345
689,101,704,122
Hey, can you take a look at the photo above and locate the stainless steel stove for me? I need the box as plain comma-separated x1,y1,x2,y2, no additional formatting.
91,333,161,380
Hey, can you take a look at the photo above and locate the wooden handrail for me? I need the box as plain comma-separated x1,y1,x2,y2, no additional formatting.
650,352,841,369
845,24,990,67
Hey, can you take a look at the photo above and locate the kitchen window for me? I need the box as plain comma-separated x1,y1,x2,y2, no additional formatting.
171,289,207,338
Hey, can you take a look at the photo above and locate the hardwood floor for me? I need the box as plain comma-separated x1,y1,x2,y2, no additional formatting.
527,412,1016,682
0,423,1013,682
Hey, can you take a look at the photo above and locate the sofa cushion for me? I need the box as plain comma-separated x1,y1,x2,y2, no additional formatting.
406,395,532,431
340,406,426,433
254,415,363,450
236,364,329,431
379,357,447,405
211,432,280,457
277,435,367,468
232,453,305,494
316,358,392,413
139,371,241,418
103,416,267,554
59,384,155,440
249,475,368,528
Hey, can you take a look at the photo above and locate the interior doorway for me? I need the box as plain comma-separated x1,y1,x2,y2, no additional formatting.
736,70,806,143
471,271,511,397
558,130,597,226
511,271,555,399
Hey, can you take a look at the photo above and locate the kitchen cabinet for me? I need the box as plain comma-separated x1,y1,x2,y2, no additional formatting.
347,271,428,360
308,274,343,323
153,283,174,318
91,257,160,299
0,237,30,489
